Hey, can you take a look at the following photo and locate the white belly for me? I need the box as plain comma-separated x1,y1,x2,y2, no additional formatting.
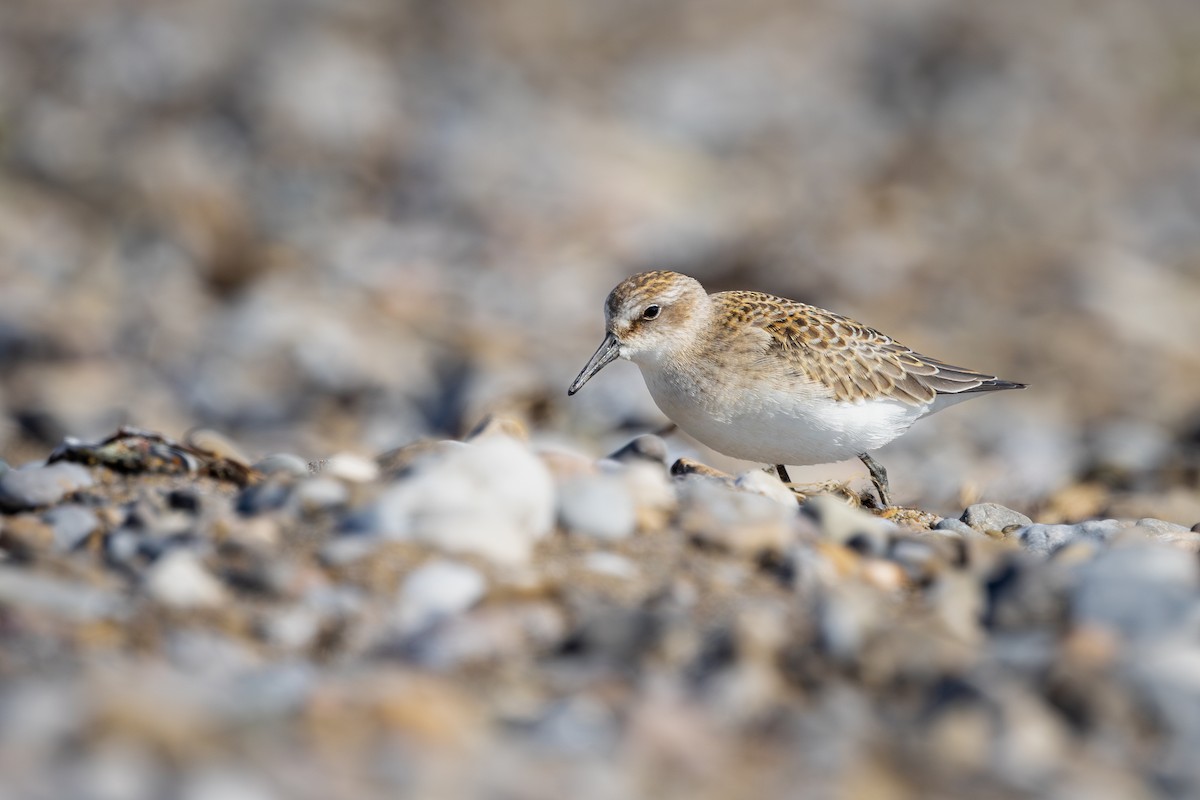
640,365,928,466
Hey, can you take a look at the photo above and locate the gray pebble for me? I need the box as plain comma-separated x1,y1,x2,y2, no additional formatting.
1072,544,1199,640
0,565,128,621
961,503,1033,533
0,462,94,512
607,435,668,465
933,518,975,536
42,504,99,550
398,560,487,633
292,477,349,514
253,453,310,478
1015,520,1124,555
144,550,227,609
1133,518,1193,537
558,474,637,540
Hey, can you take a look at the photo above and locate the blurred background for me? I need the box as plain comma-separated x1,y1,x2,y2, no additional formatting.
1,0,1199,517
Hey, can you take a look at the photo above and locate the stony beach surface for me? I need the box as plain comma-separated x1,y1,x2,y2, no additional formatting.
3,0,1200,797
1,424,1198,799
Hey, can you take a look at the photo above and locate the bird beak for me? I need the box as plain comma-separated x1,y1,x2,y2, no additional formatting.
568,332,621,395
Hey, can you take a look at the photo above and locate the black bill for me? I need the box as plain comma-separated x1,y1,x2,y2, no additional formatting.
568,332,621,395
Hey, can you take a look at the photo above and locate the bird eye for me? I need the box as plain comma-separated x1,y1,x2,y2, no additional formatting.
642,304,661,320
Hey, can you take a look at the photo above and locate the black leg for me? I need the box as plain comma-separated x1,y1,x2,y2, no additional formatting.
857,452,892,507
775,464,792,483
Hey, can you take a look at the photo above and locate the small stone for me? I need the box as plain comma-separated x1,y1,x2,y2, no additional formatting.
618,461,676,532
735,470,797,507
670,458,733,481
0,462,94,512
559,473,637,540
934,518,975,536
357,436,554,565
186,428,252,466
292,477,349,514
1072,544,1199,640
236,478,294,516
607,435,668,465
1133,518,1192,537
583,552,639,579
253,453,310,478
399,560,487,633
0,514,54,556
43,504,99,550
0,566,128,621
961,503,1033,533
1014,520,1125,555
802,495,895,556
311,453,379,483
466,414,529,442
144,550,227,609
680,480,796,553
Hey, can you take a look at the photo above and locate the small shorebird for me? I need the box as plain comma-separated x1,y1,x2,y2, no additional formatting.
568,271,1025,506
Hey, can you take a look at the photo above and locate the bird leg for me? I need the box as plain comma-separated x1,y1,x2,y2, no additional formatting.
857,452,891,507
774,464,792,484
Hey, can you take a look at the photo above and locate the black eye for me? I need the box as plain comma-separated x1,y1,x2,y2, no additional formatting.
642,304,661,320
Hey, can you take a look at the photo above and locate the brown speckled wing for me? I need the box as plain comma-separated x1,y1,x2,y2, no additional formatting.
714,291,1023,406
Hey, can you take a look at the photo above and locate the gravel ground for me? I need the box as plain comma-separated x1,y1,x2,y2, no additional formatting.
0,425,1199,799
2,0,1200,797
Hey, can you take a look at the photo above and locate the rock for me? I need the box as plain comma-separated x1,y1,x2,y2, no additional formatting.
933,518,977,537
291,477,349,514
1071,544,1199,640
310,453,379,483
735,470,797,507
185,428,252,467
466,414,529,442
398,560,487,633
583,552,639,579
961,503,1033,533
1014,520,1126,555
253,453,310,478
679,479,796,553
670,458,733,482
357,436,555,565
0,566,128,621
144,550,227,609
0,462,94,512
559,473,637,540
802,495,895,556
607,435,668,465
42,504,99,550
618,461,676,531
235,478,294,516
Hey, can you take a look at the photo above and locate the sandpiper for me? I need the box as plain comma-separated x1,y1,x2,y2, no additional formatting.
568,271,1026,506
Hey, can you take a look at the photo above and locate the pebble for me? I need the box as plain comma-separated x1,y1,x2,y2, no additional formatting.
558,473,637,540
398,560,487,633
144,550,228,609
607,435,668,465
311,453,379,483
679,479,796,553
360,436,555,564
735,470,798,507
0,566,128,621
253,453,310,478
802,495,895,556
582,552,639,580
1071,544,1199,640
291,477,349,514
42,504,99,551
1014,520,1125,555
933,518,979,537
0,462,94,512
960,503,1033,533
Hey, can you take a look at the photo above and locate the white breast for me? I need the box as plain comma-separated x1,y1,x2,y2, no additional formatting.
639,364,928,466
